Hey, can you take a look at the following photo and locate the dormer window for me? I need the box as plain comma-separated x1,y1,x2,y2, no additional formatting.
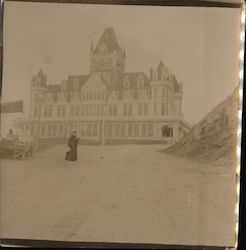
99,44,107,54
137,73,145,89
123,76,130,90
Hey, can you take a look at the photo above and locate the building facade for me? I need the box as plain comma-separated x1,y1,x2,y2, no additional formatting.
17,27,191,145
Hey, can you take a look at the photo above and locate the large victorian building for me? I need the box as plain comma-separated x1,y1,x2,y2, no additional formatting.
17,27,190,145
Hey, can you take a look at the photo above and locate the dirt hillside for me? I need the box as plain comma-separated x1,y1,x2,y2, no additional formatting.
165,87,239,163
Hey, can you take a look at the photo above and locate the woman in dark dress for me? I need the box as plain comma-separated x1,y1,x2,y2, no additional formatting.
66,131,80,161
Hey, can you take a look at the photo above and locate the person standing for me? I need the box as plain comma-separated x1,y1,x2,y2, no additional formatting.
66,131,80,161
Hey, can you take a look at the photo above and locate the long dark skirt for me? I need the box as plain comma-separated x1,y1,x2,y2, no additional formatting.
65,147,77,161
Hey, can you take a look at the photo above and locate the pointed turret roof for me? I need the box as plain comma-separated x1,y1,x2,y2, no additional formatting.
94,27,120,53
157,60,165,71
37,68,44,76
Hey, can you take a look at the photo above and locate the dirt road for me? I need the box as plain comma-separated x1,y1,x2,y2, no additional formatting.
0,144,236,246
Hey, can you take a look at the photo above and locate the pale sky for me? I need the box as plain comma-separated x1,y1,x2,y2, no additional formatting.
1,1,241,126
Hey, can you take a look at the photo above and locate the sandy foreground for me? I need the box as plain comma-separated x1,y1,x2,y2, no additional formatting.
0,144,236,246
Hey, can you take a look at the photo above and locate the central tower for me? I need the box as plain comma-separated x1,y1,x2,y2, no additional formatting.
89,27,126,88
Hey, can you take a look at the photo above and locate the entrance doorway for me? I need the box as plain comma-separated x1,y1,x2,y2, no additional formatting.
161,125,173,137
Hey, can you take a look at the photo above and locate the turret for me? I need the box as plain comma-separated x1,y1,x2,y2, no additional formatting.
29,69,47,118
89,27,125,88
150,61,182,117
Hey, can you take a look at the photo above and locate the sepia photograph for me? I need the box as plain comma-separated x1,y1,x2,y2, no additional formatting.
0,0,243,248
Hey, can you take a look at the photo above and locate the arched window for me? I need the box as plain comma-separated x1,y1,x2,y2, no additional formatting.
41,125,46,137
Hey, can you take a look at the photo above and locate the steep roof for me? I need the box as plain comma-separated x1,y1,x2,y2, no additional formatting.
93,27,121,54
46,75,89,93
114,72,150,90
66,75,89,91
37,69,45,77
47,84,60,92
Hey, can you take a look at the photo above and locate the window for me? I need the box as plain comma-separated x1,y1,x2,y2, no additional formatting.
75,105,80,116
70,105,75,117
161,103,168,115
144,103,148,116
47,125,52,137
41,125,46,137
162,88,165,98
162,88,169,98
138,103,143,116
108,104,113,116
59,124,63,136
80,124,86,136
49,106,52,117
113,105,117,116
62,106,66,117
148,124,153,137
92,124,98,136
128,104,132,116
30,124,35,136
154,102,157,115
63,125,68,137
108,123,113,137
99,44,107,54
85,105,89,116
123,76,130,89
101,105,104,116
93,124,98,136
44,106,48,117
53,124,57,137
120,123,126,137
81,105,84,116
154,89,158,98
89,104,92,116
141,124,147,137
115,123,120,137
123,104,127,116
134,124,139,137
128,124,133,137
87,124,92,136
34,107,38,117
137,74,145,88
97,104,100,116
57,106,60,117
